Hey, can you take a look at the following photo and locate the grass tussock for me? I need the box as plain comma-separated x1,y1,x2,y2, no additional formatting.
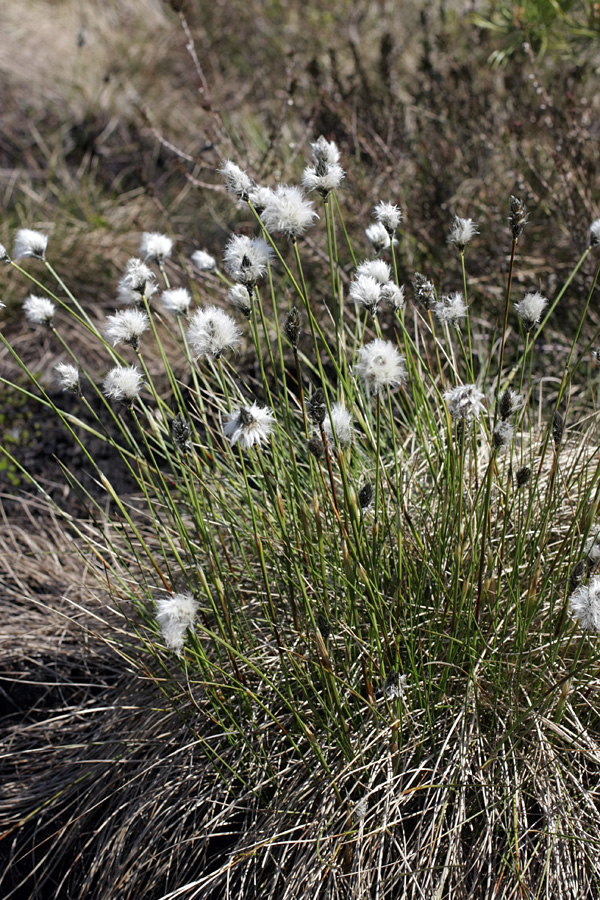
4,6,600,900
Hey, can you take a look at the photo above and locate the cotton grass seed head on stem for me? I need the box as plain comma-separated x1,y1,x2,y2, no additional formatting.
570,576,600,632
350,274,381,316
515,291,548,334
0,243,10,263
323,402,352,448
23,294,55,326
284,306,301,348
308,388,327,426
171,413,192,453
374,201,402,236
187,306,240,360
302,136,344,198
223,403,275,450
381,282,405,313
191,249,217,272
365,222,394,254
590,219,600,247
228,284,252,318
261,185,318,238
161,288,192,316
356,259,391,284
499,388,522,421
105,309,149,349
356,339,407,395
492,420,514,450
509,195,528,240
140,232,173,265
155,591,199,656
444,384,486,422
117,258,157,305
55,362,81,395
247,184,275,215
434,292,467,326
219,160,255,201
223,234,273,289
412,272,436,309
103,365,143,406
448,216,478,252
13,228,48,261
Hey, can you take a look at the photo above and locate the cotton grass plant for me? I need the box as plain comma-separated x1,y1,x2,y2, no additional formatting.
4,139,600,899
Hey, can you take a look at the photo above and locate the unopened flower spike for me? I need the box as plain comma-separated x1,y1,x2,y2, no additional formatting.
23,295,55,327
13,228,48,261
307,388,327,426
448,216,478,252
191,249,217,273
492,420,514,450
223,403,275,450
284,306,301,348
509,196,528,240
155,591,199,656
140,232,173,266
171,413,193,453
498,388,522,421
412,273,436,309
261,185,318,239
55,362,81,395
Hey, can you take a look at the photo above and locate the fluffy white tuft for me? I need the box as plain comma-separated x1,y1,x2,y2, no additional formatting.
223,234,272,287
570,576,600,632
103,365,143,404
23,294,55,326
373,202,402,235
448,216,478,251
155,591,199,656
13,228,48,261
223,403,275,450
356,339,406,395
187,306,240,360
515,291,548,334
191,249,217,272
261,185,318,238
105,309,149,348
161,288,192,315
443,384,486,422
140,232,173,264
55,362,81,394
323,402,353,448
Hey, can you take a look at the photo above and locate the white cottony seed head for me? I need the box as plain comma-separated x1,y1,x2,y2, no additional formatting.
590,220,600,246
374,201,402,236
302,138,344,197
155,591,199,656
161,288,192,315
191,249,217,272
219,160,255,201
515,291,548,334
117,258,157,305
228,284,253,317
356,259,391,284
381,282,405,313
356,339,407,395
187,306,240,360
55,362,81,394
570,576,600,632
0,242,10,263
103,365,143,405
13,228,48,261
223,403,275,450
492,420,514,450
365,222,394,253
105,308,149,348
434,292,468,326
261,185,318,238
23,294,55,326
223,234,273,287
349,274,381,316
247,185,275,214
140,232,173,265
448,216,478,251
322,402,353,448
443,384,486,422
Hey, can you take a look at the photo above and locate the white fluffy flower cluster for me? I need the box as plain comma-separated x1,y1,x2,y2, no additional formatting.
447,216,478,252
515,291,548,334
434,292,467,327
187,306,240,360
103,365,143,405
570,576,600,632
23,294,55,326
223,403,275,450
140,232,173,265
13,228,48,261
161,288,192,315
155,591,199,656
356,339,406,395
443,384,485,422
55,362,81,394
191,249,217,272
352,260,405,315
261,185,318,239
302,136,344,198
105,309,149,349
223,234,272,290
117,258,157,305
322,402,352,448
